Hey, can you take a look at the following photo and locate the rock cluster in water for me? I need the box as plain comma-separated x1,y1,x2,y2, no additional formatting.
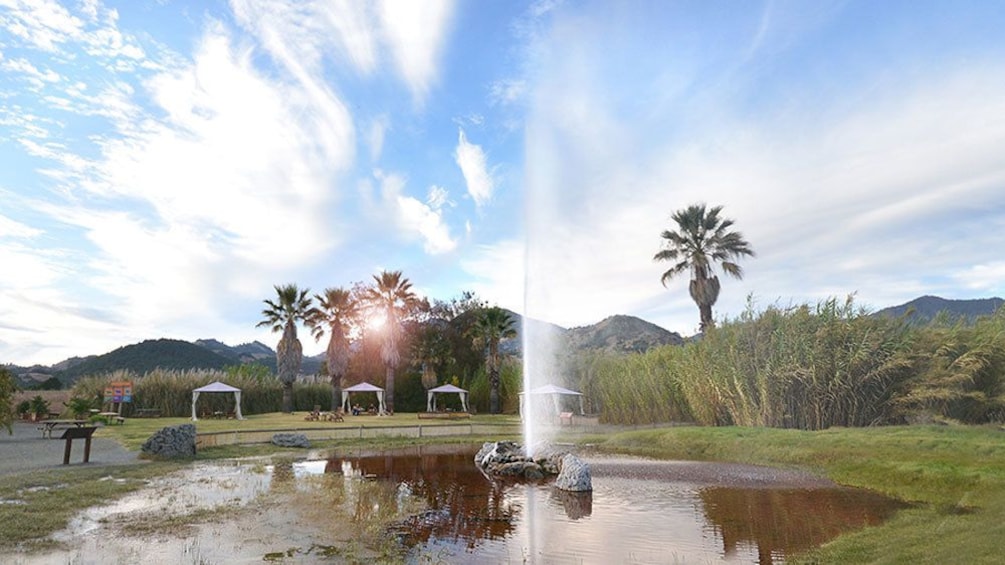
141,424,196,459
474,441,592,491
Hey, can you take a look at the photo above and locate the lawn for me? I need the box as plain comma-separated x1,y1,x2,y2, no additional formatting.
95,411,521,450
591,424,1005,564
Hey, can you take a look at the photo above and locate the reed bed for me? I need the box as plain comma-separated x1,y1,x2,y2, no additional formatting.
587,297,1002,429
70,369,332,417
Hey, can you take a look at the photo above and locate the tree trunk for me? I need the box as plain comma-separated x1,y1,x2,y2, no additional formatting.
330,377,342,413
282,380,293,413
385,365,395,414
489,367,500,414
699,303,715,332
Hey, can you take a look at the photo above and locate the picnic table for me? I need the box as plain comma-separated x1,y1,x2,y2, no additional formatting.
98,412,126,425
38,419,90,439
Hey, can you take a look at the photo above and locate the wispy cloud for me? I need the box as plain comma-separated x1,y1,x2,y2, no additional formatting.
375,170,457,255
454,128,495,207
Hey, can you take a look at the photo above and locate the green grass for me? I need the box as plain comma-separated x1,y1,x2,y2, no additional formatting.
0,461,185,550
592,424,1005,564
96,412,521,450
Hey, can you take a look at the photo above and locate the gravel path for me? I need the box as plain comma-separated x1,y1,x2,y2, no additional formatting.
0,421,140,475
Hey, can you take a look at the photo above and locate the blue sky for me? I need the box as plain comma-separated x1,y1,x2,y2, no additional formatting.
2,0,1004,366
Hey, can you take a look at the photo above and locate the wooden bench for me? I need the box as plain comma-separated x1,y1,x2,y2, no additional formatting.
417,412,471,420
38,420,89,439
134,408,161,418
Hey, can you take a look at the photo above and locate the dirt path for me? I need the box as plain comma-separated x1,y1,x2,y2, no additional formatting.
0,422,140,475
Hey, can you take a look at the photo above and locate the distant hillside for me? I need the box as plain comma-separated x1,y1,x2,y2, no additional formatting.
499,311,681,355
59,338,234,381
567,315,684,353
873,296,1004,325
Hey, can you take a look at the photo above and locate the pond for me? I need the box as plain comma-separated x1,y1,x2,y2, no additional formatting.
14,444,905,564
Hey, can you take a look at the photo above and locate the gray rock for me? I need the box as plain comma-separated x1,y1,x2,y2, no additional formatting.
554,453,592,492
141,424,196,459
475,441,566,480
271,433,310,448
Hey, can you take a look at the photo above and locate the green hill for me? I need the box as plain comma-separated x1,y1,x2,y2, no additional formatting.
58,338,234,382
872,295,1004,325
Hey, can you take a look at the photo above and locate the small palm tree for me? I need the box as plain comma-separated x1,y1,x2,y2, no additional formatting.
654,204,754,332
364,270,419,413
307,287,360,413
469,307,517,414
257,284,312,413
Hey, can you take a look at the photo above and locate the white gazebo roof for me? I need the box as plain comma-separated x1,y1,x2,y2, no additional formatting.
343,382,384,392
522,384,582,396
429,384,467,394
193,381,241,393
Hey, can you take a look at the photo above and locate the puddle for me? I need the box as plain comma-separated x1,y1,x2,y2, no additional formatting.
9,445,905,564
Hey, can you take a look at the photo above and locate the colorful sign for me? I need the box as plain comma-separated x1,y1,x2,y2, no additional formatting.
104,381,133,403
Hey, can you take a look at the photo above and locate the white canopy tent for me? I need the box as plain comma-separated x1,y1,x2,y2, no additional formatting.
341,382,387,415
426,384,469,413
519,384,585,417
191,381,244,421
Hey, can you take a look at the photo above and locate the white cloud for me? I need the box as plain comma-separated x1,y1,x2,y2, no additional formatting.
1,57,61,89
375,170,457,255
0,214,41,238
427,185,450,209
0,0,84,51
460,239,525,314
366,114,389,162
454,128,495,207
377,0,455,103
489,78,526,105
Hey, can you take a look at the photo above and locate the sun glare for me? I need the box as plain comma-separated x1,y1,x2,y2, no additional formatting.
367,313,386,331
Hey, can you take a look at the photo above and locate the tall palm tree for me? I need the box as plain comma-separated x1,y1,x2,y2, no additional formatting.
469,307,516,414
307,287,360,413
654,204,754,332
364,270,419,413
257,284,312,413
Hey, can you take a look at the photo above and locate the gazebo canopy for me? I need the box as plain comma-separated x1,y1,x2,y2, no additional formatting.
427,384,468,413
342,382,387,415
519,383,585,416
191,381,244,420
522,384,583,396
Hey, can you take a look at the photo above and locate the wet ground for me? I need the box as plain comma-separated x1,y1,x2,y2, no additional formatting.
5,443,906,564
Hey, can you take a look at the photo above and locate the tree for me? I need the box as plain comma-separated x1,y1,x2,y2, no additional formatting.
257,284,312,413
655,204,754,332
469,307,517,414
363,271,419,413
307,287,361,412
0,367,16,434
411,322,453,392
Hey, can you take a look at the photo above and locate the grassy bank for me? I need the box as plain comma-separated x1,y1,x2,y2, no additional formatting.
591,424,1005,564
95,412,520,450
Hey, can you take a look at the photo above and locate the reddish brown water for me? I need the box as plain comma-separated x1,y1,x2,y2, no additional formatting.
321,445,906,564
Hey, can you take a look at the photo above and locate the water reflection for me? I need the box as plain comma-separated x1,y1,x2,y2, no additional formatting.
310,446,905,564
700,487,908,564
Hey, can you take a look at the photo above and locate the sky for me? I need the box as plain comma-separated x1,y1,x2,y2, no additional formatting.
2,0,1004,366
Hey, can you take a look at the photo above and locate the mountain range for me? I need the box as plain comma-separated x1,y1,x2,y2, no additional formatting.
6,295,1001,387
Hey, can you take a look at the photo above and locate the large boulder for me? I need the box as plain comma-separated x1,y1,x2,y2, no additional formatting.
554,453,592,492
141,424,196,459
474,441,565,480
271,432,310,448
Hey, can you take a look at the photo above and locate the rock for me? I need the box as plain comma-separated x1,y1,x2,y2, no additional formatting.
554,453,592,492
271,432,310,448
475,441,567,481
141,424,196,459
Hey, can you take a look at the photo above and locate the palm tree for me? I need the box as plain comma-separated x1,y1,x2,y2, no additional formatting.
307,287,360,413
411,323,452,392
257,284,312,413
469,307,516,414
654,204,754,332
364,270,419,413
